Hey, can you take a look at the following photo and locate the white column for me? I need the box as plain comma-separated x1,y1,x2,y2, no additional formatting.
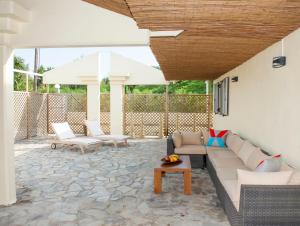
87,84,100,122
205,80,209,95
0,45,16,205
110,80,125,135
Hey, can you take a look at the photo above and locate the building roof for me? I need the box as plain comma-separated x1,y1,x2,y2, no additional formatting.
43,52,167,85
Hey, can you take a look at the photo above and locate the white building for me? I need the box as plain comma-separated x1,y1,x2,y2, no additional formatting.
43,52,167,135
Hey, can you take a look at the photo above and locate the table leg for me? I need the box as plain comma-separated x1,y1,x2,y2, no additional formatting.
183,170,192,195
154,169,162,194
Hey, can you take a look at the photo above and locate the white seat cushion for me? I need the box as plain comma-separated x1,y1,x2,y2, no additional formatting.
95,134,130,141
66,137,101,145
210,157,245,169
175,145,206,155
208,150,238,159
222,180,239,210
216,166,248,181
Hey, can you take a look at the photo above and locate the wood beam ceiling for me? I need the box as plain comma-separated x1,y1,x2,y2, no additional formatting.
83,0,300,80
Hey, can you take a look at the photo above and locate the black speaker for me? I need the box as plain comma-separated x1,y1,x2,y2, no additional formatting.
272,56,286,68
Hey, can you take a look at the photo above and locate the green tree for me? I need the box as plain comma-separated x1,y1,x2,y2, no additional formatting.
14,56,31,91
100,77,110,93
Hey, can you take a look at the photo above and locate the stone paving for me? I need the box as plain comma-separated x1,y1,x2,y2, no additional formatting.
0,138,230,226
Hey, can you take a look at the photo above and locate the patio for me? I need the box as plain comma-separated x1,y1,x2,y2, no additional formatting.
0,138,229,226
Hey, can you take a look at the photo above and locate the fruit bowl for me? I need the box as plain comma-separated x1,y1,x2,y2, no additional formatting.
161,154,182,165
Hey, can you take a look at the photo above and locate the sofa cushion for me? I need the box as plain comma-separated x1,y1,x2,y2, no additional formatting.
181,132,202,145
238,141,258,164
206,146,228,153
200,128,209,145
226,133,244,155
208,150,237,159
246,149,269,170
207,129,229,147
210,157,245,169
237,169,293,202
216,166,248,181
256,154,282,172
222,180,239,210
172,131,182,148
175,145,206,155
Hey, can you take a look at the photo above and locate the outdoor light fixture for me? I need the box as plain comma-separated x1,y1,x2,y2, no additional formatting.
272,56,286,68
231,76,238,82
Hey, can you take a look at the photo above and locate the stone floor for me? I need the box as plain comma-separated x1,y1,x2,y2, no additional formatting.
0,138,230,226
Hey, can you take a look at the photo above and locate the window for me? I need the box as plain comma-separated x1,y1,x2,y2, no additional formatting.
214,77,229,116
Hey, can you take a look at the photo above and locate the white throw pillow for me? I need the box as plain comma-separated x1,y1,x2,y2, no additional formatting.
238,141,258,164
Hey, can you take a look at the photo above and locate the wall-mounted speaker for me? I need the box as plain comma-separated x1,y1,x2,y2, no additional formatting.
272,56,286,68
231,76,238,82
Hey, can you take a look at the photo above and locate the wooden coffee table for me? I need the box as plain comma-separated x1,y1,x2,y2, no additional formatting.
154,155,192,195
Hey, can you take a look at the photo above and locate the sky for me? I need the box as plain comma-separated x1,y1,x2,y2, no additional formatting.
14,47,159,71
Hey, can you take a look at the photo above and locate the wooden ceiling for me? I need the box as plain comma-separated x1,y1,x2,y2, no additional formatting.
84,0,300,80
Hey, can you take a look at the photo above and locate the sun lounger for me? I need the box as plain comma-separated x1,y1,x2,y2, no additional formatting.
51,122,102,153
84,120,130,147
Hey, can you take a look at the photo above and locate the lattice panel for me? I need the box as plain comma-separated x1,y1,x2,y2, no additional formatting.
48,94,87,134
124,94,213,137
124,94,165,112
13,92,28,140
124,94,165,138
142,112,164,137
66,94,87,134
27,93,48,137
169,94,209,113
48,94,68,134
100,93,110,134
167,95,212,135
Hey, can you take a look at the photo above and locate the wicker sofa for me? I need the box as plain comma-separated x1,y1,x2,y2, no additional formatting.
167,131,300,226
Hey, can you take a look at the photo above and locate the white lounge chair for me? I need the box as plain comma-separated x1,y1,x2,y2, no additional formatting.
84,120,130,147
51,122,102,154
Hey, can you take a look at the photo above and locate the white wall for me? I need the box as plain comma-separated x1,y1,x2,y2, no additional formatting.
214,28,300,169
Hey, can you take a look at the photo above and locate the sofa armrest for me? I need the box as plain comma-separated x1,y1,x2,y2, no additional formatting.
239,185,300,225
167,134,175,155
